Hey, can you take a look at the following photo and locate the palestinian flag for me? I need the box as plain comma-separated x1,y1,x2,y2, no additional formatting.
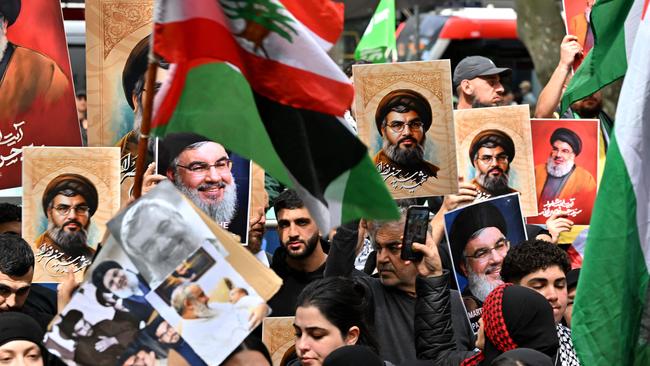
571,2,650,365
560,0,646,112
152,0,398,230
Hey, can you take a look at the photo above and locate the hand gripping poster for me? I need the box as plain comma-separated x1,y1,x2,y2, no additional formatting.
0,0,81,189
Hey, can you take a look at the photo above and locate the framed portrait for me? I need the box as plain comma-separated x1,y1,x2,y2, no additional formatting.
353,60,458,198
21,147,120,283
454,105,538,217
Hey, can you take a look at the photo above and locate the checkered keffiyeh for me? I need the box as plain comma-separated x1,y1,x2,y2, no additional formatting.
557,324,580,366
461,283,517,366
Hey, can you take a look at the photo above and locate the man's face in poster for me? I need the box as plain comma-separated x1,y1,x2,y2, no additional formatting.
460,226,509,301
102,267,141,299
0,16,8,61
547,140,576,177
474,146,510,194
170,142,238,224
47,194,91,253
381,108,426,166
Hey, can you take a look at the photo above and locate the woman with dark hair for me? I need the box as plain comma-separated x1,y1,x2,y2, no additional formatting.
289,277,381,366
0,312,66,366
222,335,273,366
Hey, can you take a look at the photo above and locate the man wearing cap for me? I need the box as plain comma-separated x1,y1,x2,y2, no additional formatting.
117,35,169,203
453,56,511,110
0,0,70,123
448,201,509,332
469,129,518,199
535,127,596,223
373,89,440,186
34,174,98,279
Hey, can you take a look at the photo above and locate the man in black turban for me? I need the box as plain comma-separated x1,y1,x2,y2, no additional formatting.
34,173,98,264
469,129,518,198
535,127,596,224
0,0,71,124
449,202,510,322
373,89,440,186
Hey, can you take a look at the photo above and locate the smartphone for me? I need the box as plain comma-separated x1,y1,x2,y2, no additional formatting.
401,205,430,261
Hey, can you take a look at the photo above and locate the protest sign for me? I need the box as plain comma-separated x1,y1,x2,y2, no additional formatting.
354,60,458,198
528,118,599,225
443,193,527,333
454,105,538,216
22,147,120,283
0,0,81,190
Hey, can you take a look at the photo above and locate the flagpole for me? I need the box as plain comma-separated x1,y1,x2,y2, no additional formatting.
132,53,159,199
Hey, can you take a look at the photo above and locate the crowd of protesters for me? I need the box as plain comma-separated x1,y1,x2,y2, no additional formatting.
0,33,600,366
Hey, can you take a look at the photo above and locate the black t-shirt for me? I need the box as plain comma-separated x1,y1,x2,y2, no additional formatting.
21,283,57,331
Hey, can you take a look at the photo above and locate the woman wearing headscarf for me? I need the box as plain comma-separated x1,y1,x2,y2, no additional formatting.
0,312,66,366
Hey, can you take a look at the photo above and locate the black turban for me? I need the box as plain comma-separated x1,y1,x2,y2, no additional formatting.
42,174,98,217
550,127,582,155
91,260,122,293
158,132,218,175
122,35,151,110
0,0,20,26
448,202,507,272
469,129,515,167
374,89,432,134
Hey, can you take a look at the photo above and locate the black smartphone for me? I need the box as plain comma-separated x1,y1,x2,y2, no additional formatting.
401,205,429,261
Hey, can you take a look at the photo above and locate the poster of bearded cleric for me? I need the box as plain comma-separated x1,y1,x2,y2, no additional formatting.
353,60,458,198
0,0,81,189
85,0,154,206
443,193,527,333
527,119,599,225
454,105,538,217
44,235,205,365
21,147,120,283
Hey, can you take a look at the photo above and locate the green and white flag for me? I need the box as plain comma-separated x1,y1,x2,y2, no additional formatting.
354,0,396,63
571,2,650,365
560,0,646,112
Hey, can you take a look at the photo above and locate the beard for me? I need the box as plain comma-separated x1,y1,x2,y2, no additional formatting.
193,301,220,319
284,231,319,260
383,134,426,168
476,167,511,196
47,220,90,258
175,175,238,224
0,29,7,61
112,270,143,299
546,156,575,177
466,264,503,302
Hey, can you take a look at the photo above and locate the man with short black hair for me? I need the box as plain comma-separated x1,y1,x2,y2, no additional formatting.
453,56,511,109
267,189,327,316
0,234,57,331
501,239,579,366
0,202,20,235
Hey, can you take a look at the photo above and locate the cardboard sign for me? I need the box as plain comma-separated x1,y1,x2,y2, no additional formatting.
528,119,599,225
353,60,458,198
443,193,527,333
22,147,120,283
0,0,81,189
454,105,538,217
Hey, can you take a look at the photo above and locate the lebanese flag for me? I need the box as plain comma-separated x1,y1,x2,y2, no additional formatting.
152,0,398,232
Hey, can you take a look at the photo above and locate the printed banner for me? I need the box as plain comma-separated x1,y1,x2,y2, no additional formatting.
0,0,81,189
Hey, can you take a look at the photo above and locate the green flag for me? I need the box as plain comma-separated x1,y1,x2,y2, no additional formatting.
354,0,396,63
559,0,639,112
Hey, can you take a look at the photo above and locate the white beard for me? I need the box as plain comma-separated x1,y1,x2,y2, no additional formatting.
175,175,238,224
194,301,220,319
466,265,503,302
546,156,575,178
113,270,143,299
0,29,7,61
